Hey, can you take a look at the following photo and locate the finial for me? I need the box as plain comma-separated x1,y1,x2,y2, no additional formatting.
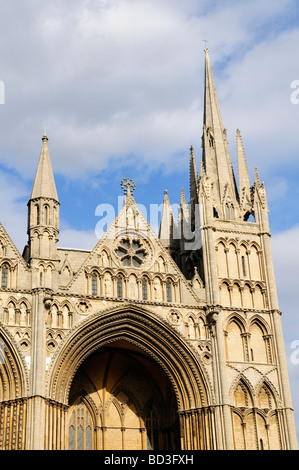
203,40,209,52
121,178,136,196
42,127,48,142
164,189,168,195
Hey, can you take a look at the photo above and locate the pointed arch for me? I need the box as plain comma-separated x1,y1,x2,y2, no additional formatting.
249,318,269,363
242,283,253,308
215,240,227,278
255,378,280,410
253,283,265,309
67,396,96,450
232,378,254,408
226,242,239,279
0,327,29,400
46,304,212,411
219,281,230,306
197,315,207,340
249,244,262,280
231,282,242,308
186,315,196,340
225,315,246,362
99,247,111,268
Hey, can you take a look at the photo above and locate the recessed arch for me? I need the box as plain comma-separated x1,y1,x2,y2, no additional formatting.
46,304,212,412
0,327,29,400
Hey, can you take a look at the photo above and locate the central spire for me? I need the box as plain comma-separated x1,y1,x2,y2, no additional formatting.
202,49,238,205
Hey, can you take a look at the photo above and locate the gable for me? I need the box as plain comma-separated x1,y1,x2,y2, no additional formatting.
0,222,29,271
60,196,204,305
0,222,30,290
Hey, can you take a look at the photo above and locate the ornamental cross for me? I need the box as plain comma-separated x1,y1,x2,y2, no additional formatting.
121,178,136,196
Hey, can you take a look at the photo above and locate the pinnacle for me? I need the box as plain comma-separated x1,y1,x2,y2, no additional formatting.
30,133,59,201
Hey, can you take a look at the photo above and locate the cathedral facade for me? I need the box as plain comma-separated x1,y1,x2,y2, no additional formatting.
0,50,297,450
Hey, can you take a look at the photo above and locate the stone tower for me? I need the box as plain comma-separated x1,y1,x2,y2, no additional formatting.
0,51,296,451
25,133,60,288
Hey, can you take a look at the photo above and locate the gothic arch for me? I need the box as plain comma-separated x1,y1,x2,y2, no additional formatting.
231,377,254,408
0,326,29,400
0,259,13,268
98,247,111,267
219,280,231,306
248,315,270,335
225,315,246,362
89,267,101,276
101,267,114,277
225,312,246,332
255,378,281,409
248,318,270,363
46,304,213,411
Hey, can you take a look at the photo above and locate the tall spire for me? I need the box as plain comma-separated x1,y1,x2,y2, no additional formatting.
236,129,250,194
202,49,237,203
189,145,198,205
30,133,58,201
158,190,173,245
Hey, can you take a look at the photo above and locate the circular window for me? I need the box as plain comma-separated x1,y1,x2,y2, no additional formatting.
115,237,148,268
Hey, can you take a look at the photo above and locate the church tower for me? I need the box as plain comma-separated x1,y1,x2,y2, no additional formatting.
25,133,60,288
182,49,297,450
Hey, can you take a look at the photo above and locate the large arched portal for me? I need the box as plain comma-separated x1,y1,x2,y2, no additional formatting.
67,340,180,450
47,304,214,450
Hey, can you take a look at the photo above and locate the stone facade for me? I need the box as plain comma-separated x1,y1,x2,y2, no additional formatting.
0,50,297,450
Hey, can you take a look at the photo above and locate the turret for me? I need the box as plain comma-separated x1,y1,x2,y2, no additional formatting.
27,133,59,265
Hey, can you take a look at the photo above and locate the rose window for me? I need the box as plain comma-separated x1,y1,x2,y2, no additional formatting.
115,238,147,267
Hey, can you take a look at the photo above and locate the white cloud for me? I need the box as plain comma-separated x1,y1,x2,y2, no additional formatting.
58,228,98,251
0,172,28,252
0,0,297,181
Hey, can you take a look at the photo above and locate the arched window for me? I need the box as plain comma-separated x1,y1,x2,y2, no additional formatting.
220,282,231,306
226,319,244,361
249,321,268,363
241,256,246,276
146,406,159,450
187,316,196,339
216,241,227,278
36,204,40,225
1,265,8,288
117,276,123,298
91,273,97,296
142,278,148,301
44,205,49,225
68,401,94,450
225,203,235,220
166,281,172,302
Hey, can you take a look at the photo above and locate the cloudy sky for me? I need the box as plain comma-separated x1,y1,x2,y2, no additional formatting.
0,0,298,442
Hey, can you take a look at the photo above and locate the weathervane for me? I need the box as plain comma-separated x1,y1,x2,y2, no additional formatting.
121,178,136,196
203,39,209,51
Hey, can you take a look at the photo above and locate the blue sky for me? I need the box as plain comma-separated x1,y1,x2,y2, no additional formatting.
0,0,299,443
